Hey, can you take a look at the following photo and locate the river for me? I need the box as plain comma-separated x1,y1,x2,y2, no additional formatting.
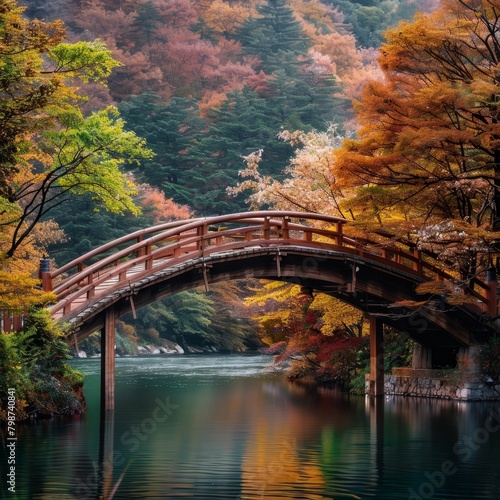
2,353,500,499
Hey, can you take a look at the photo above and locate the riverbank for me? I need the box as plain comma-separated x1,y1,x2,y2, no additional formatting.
369,368,500,401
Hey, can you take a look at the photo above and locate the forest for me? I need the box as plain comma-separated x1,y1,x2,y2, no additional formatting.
5,0,500,416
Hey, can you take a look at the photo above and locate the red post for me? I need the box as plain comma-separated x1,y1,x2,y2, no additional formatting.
336,221,343,246
263,217,271,240
3,314,11,332
369,316,384,397
486,267,498,316
39,257,53,292
413,247,422,273
197,224,208,250
145,242,153,270
12,315,22,331
87,273,95,299
282,216,290,240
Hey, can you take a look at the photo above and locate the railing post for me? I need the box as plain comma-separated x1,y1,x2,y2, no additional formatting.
136,234,144,259
486,267,498,316
145,242,153,270
263,217,271,240
197,224,208,250
12,315,22,331
336,221,343,246
39,257,52,292
3,314,11,332
413,247,422,273
282,216,290,240
87,273,95,299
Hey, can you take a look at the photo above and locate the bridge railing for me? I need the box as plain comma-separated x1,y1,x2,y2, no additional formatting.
39,211,497,321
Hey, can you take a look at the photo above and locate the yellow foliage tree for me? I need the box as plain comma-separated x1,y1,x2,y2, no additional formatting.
203,0,255,36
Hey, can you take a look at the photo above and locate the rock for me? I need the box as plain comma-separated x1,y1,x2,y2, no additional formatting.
77,350,87,358
159,347,176,354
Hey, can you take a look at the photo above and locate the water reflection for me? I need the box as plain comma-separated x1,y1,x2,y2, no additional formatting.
97,410,115,499
4,356,500,499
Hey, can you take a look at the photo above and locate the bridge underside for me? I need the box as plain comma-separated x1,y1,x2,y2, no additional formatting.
64,247,491,355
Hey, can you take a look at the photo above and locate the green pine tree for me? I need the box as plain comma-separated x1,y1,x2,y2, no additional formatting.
119,92,204,207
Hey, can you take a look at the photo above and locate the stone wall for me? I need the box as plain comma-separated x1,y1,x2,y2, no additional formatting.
381,368,500,400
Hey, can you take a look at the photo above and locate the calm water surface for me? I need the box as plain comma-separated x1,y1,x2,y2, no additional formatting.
2,353,500,499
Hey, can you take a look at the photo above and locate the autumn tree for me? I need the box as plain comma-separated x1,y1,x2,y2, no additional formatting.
229,126,348,215
0,0,66,199
0,0,152,321
248,281,367,384
336,0,500,278
203,0,254,37
229,125,370,379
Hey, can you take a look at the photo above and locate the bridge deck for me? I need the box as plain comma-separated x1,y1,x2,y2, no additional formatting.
3,211,497,337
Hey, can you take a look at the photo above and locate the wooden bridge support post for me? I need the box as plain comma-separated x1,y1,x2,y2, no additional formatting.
369,316,384,397
412,344,432,369
101,305,116,412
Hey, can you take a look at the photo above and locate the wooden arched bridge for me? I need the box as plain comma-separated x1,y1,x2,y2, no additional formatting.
32,211,500,408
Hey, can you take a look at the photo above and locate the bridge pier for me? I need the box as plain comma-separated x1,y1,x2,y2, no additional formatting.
412,344,432,369
101,305,116,411
369,317,384,397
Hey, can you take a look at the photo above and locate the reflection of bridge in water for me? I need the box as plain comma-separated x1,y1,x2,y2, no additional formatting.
30,211,499,409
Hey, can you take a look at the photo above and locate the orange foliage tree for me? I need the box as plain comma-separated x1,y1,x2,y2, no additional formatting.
335,0,500,279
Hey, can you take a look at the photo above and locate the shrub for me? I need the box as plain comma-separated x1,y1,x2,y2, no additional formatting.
0,308,86,420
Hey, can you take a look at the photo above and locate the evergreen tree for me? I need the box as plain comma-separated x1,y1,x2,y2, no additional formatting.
119,92,204,207
139,291,215,349
192,87,292,214
46,194,148,265
236,0,340,130
130,0,161,48
238,0,308,73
